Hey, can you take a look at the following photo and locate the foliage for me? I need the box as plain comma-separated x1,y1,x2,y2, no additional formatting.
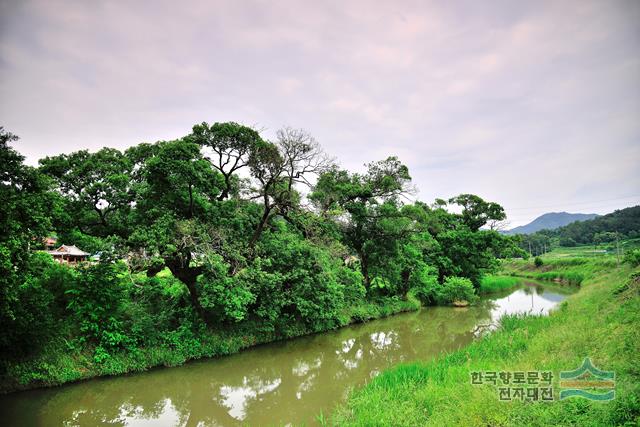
0,123,520,390
197,254,255,323
65,257,136,360
624,249,640,267
534,256,543,267
0,128,60,359
517,206,640,252
332,260,640,426
434,276,478,305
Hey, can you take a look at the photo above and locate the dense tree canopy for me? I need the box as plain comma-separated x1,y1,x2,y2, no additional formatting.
0,122,520,369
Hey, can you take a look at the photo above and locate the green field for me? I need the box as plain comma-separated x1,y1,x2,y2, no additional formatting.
331,258,640,426
537,238,640,260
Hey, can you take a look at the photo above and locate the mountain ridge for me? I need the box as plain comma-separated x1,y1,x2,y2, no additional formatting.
505,212,599,235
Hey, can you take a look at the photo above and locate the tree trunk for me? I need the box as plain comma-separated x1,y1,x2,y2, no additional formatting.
146,262,165,277
188,184,194,218
217,174,231,201
165,256,207,324
281,212,309,238
400,269,411,299
249,203,272,248
358,250,370,288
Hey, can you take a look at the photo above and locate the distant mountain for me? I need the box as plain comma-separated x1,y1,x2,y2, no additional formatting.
505,212,599,235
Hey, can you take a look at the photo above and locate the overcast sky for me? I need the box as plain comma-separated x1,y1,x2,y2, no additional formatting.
1,0,639,226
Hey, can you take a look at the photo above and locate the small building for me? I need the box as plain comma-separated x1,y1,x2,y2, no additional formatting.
43,237,58,250
47,245,90,264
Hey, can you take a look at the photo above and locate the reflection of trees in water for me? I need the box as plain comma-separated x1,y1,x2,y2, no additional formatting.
5,290,542,426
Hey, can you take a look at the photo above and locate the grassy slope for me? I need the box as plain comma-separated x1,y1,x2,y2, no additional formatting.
332,259,640,426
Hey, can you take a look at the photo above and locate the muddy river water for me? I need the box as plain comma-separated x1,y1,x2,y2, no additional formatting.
0,281,574,426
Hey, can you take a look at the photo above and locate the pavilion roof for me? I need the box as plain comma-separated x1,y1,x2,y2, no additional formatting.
48,245,90,257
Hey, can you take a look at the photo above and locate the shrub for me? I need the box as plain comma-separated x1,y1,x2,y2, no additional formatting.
435,276,478,305
337,266,366,305
0,252,74,359
409,265,440,305
198,255,255,323
534,256,544,267
65,258,135,357
623,249,640,267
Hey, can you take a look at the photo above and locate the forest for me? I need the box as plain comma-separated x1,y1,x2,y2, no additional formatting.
517,205,640,255
0,123,523,389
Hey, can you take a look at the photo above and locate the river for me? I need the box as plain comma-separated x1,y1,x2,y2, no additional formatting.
0,281,574,426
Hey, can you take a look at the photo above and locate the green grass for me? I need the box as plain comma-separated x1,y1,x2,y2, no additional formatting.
498,255,621,286
479,275,521,293
331,260,640,426
537,238,640,261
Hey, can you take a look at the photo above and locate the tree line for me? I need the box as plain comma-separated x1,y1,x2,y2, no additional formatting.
516,206,640,253
0,124,523,370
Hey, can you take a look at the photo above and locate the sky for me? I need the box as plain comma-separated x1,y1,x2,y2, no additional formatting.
1,0,639,227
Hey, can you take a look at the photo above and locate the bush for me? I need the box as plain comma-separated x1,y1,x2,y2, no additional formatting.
253,230,347,332
0,252,74,359
435,276,478,305
337,266,366,305
198,255,255,323
65,259,135,358
536,271,584,286
409,265,440,305
534,256,544,267
623,249,640,267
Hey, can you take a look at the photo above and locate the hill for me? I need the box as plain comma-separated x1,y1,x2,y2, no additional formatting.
505,212,598,235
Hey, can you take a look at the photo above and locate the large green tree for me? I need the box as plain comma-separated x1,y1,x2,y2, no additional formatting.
310,157,413,289
39,148,134,239
0,128,60,356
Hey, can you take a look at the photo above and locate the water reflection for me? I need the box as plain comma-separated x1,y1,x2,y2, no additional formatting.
0,282,575,426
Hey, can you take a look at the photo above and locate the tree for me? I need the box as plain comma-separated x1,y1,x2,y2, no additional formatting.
310,157,413,289
129,138,224,322
412,198,511,287
247,141,284,247
139,139,222,219
247,128,331,247
448,194,506,232
0,127,58,356
190,122,264,201
39,148,134,238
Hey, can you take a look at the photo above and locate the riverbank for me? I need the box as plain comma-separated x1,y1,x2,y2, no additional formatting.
332,259,640,426
0,297,420,394
479,275,521,293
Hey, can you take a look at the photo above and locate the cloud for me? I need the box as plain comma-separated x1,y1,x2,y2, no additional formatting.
1,0,639,225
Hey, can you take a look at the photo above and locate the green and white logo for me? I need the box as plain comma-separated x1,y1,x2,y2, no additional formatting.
559,358,615,401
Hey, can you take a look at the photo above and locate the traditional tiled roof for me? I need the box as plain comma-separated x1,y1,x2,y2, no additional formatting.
48,245,90,257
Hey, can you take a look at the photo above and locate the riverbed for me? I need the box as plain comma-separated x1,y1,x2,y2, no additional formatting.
0,281,574,426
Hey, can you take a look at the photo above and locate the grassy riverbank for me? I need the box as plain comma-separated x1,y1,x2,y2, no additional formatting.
0,296,419,394
479,275,521,293
332,258,640,426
